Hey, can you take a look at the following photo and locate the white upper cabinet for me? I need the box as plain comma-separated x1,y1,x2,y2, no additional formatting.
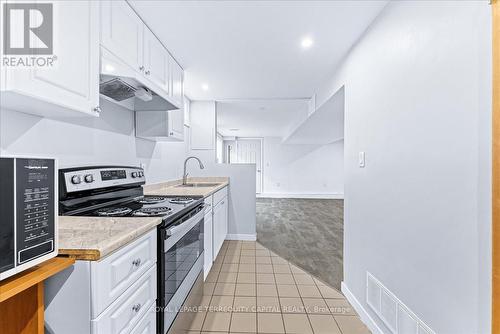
135,109,183,142
170,58,184,107
168,109,184,140
1,1,100,118
184,98,191,126
143,28,169,93
190,101,216,150
100,0,184,111
100,0,144,74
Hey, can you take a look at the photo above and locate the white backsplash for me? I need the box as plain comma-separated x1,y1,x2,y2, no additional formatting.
0,98,188,184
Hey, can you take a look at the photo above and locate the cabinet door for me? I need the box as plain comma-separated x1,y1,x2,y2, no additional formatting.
184,98,191,126
4,0,99,116
170,58,184,107
168,109,184,140
143,28,169,93
91,266,156,334
130,304,156,334
221,197,228,240
190,101,216,150
90,229,157,317
213,201,224,260
101,0,144,74
204,213,213,278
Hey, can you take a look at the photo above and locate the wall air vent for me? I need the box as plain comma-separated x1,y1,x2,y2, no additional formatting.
366,272,435,334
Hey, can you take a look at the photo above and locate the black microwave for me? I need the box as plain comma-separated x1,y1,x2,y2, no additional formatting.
0,157,58,280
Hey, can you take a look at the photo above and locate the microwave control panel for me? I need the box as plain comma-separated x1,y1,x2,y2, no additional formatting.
16,158,55,264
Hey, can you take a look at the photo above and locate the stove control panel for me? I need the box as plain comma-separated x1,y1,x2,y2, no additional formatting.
62,167,145,193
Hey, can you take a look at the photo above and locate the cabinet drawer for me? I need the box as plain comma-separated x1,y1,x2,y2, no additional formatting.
204,196,213,215
130,304,156,334
91,229,157,317
92,265,157,334
213,187,228,206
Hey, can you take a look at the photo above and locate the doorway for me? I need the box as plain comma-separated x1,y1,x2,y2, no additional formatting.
235,138,263,194
222,137,263,194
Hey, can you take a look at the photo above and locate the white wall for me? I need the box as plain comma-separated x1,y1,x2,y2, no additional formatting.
0,98,257,240
262,137,344,197
314,2,491,333
192,162,257,238
0,99,188,184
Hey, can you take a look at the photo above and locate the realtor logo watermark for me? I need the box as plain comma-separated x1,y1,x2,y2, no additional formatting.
2,3,57,67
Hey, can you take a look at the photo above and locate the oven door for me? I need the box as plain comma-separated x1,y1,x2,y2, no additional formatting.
158,206,205,334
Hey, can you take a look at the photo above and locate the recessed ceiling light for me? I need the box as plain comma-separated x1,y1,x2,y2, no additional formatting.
201,84,209,91
229,128,239,131
301,37,314,49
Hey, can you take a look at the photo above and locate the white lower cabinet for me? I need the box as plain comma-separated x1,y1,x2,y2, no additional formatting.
203,186,228,276
44,229,157,334
91,266,157,334
131,305,157,334
204,209,213,278
212,200,223,260
91,229,156,317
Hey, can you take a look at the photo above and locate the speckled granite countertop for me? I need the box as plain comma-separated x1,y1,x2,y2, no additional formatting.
143,177,229,198
58,216,162,261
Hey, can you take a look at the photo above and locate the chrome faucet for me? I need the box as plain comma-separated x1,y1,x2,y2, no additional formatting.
183,156,205,185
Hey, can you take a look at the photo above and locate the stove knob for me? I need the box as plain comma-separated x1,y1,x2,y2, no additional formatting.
131,172,138,178
71,175,82,185
84,174,94,183
139,171,144,177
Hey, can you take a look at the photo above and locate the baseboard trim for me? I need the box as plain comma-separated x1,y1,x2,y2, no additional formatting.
257,193,344,199
225,234,257,241
341,282,384,334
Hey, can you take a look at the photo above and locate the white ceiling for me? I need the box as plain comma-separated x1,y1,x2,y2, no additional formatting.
216,99,309,137
129,0,388,101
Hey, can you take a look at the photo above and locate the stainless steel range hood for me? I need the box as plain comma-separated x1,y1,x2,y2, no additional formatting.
100,48,177,111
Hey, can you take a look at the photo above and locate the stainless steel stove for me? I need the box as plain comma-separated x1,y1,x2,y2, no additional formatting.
58,165,205,334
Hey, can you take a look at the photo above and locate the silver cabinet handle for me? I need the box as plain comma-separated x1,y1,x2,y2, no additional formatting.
93,106,101,114
145,70,150,75
132,303,142,313
132,258,141,267
139,66,145,71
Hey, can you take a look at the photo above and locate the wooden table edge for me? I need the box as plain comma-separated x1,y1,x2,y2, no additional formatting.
0,257,75,303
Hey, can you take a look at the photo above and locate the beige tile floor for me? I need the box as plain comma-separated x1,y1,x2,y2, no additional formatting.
187,240,371,334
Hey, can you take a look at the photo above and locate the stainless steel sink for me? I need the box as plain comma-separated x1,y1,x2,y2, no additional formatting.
175,183,220,188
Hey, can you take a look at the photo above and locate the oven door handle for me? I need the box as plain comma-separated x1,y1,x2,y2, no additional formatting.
166,207,205,237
